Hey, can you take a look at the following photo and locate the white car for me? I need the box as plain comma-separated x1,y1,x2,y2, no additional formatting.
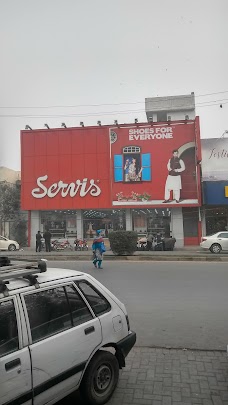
0,235,19,251
0,260,136,405
200,231,228,253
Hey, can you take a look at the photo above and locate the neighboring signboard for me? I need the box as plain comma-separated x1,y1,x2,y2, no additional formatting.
201,138,228,181
203,181,228,205
110,122,201,207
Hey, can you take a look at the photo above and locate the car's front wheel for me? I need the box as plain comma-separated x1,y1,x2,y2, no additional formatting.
81,351,119,405
8,244,16,251
210,243,222,254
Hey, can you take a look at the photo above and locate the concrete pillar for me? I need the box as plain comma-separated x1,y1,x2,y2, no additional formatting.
126,209,132,231
31,211,41,249
171,208,184,248
76,210,83,239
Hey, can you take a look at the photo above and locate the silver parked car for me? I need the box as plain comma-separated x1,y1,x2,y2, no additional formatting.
200,231,228,253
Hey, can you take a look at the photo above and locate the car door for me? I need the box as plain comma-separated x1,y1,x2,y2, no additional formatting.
217,232,228,250
21,283,102,405
0,296,32,405
0,236,8,250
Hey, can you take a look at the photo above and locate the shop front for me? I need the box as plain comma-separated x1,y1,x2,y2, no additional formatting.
201,138,228,236
21,120,201,248
201,181,228,235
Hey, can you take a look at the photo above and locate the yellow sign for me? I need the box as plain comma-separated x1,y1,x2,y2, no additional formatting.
225,186,228,197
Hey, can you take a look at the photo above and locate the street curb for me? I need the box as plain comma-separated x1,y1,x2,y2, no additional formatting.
4,254,228,262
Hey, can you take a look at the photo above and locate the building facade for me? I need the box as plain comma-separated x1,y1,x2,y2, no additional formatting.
21,112,202,248
145,93,195,123
201,137,228,236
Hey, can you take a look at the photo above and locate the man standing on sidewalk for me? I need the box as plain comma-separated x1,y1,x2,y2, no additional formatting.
35,231,42,252
43,229,52,252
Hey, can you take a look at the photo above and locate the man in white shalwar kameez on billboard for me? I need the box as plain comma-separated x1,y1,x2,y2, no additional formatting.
163,149,185,203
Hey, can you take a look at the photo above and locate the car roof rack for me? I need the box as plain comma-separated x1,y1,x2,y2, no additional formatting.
0,260,47,297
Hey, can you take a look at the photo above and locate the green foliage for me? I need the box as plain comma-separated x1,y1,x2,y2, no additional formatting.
109,230,138,255
0,182,28,246
0,182,21,220
12,219,28,246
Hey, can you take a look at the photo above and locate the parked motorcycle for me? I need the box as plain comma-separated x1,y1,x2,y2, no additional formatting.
137,237,148,250
74,239,89,251
137,235,176,251
52,239,73,251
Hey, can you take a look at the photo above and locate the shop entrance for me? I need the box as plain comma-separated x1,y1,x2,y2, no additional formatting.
83,210,126,239
205,207,228,235
41,210,77,239
132,208,171,238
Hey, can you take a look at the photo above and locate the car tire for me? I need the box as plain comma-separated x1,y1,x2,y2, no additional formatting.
210,243,222,254
8,244,16,251
80,351,119,405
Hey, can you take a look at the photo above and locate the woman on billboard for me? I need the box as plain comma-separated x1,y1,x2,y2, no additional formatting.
127,158,143,182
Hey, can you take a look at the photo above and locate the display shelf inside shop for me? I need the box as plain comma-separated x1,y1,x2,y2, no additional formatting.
49,229,65,238
148,227,165,235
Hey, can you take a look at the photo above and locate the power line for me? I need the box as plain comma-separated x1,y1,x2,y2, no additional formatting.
0,100,227,119
0,90,228,110
196,98,228,105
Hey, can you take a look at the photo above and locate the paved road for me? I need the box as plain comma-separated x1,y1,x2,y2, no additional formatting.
48,260,228,351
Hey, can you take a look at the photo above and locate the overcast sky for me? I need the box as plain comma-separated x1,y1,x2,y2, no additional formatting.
0,0,227,171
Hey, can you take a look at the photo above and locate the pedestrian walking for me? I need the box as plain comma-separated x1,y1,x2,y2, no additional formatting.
36,231,42,252
92,230,106,269
43,229,52,252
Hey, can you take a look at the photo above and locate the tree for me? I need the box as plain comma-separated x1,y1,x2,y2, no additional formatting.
0,182,21,221
0,181,27,246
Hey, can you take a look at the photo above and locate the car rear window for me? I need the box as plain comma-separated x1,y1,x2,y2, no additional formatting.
217,233,228,238
77,281,111,316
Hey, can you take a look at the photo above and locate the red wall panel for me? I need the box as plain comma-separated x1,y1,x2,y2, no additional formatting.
34,133,47,156
58,132,72,155
46,132,59,156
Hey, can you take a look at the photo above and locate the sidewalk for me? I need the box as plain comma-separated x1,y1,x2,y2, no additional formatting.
3,247,228,262
67,347,228,405
106,347,228,405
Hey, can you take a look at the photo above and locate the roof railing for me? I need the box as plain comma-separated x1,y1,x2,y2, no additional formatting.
0,260,47,297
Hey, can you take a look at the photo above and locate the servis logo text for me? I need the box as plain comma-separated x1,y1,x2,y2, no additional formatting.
31,175,101,199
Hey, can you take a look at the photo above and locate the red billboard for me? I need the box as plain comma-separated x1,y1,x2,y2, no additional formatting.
21,126,111,210
110,120,201,207
21,119,201,210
